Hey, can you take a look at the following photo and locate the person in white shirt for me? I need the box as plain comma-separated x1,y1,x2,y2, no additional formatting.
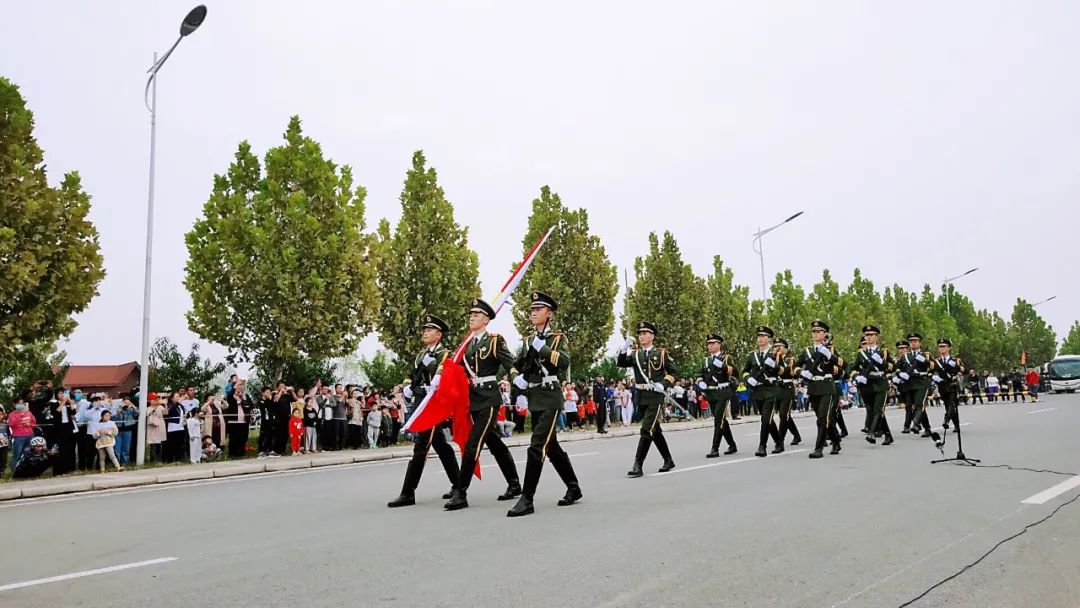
563,385,580,430
616,382,633,426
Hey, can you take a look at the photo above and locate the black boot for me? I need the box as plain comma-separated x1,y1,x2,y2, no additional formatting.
557,485,583,506
865,434,877,445
809,449,824,459
442,488,456,500
628,436,651,477
724,445,738,455
830,443,841,455
658,457,675,473
497,480,522,502
444,488,468,511
506,494,534,517
387,492,415,508
706,450,720,458
707,425,722,458
627,461,644,478
883,434,894,446
755,444,767,457
388,460,421,508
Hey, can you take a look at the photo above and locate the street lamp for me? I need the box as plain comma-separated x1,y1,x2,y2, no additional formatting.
751,211,804,300
136,5,208,466
942,267,978,315
1032,295,1057,307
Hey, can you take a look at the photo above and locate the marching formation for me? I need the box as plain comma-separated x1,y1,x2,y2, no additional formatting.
384,281,971,517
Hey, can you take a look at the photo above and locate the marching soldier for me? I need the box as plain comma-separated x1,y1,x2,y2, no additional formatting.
932,338,965,432
795,320,845,459
898,332,934,438
505,292,581,517
741,326,784,457
774,338,802,447
892,340,914,433
857,338,872,433
848,325,894,446
618,321,678,477
698,333,737,458
444,298,522,511
388,315,461,507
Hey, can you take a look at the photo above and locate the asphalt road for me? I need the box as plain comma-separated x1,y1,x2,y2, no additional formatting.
3,395,1079,608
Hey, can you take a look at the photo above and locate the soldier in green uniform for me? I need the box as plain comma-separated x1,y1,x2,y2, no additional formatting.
892,340,913,433
898,332,935,439
388,314,461,508
444,298,522,511
857,338,872,433
795,320,845,459
699,333,737,458
618,321,678,477
774,338,802,447
741,326,783,457
506,292,582,517
848,324,894,447
932,338,965,434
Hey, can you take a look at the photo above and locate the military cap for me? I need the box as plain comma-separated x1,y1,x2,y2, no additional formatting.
896,340,910,348
775,337,789,348
862,324,880,335
937,338,952,347
810,320,830,333
706,333,724,343
756,325,774,338
469,298,496,319
421,314,449,333
529,291,558,311
637,321,658,335
907,332,923,341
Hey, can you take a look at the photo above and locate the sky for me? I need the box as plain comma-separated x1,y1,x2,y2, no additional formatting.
3,1,1078,368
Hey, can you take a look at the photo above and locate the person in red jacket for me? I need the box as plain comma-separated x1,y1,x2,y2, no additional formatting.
288,408,304,454
1026,368,1041,403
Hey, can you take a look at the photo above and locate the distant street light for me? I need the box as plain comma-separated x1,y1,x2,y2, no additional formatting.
942,267,978,315
751,211,804,300
136,5,208,467
1032,295,1057,307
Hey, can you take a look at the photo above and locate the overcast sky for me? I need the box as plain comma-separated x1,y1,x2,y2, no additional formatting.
4,1,1078,367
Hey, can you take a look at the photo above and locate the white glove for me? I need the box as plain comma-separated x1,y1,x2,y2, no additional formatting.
531,336,546,351
620,337,634,353
421,353,435,367
855,375,867,385
697,381,707,390
746,377,759,387
915,354,925,363
711,356,725,368
653,382,666,393
800,370,813,380
899,372,910,381
871,353,883,364
932,374,943,383
816,344,831,357
892,376,902,385
430,374,441,389
403,386,413,399
513,375,529,391
764,357,776,368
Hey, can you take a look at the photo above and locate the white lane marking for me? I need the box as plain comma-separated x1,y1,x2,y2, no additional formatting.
1027,408,1057,415
647,449,807,476
0,557,177,592
481,452,598,468
1022,475,1080,505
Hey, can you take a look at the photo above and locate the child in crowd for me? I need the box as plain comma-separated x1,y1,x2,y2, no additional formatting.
289,408,304,454
303,398,320,453
93,409,123,472
201,435,222,462
186,413,203,464
366,405,383,448
0,409,10,476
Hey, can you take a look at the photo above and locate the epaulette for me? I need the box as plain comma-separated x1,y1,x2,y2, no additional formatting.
488,332,500,337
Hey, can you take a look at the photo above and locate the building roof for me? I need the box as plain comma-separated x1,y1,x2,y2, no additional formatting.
62,362,140,388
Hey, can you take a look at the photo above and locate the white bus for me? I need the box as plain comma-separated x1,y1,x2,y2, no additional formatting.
1047,355,1080,393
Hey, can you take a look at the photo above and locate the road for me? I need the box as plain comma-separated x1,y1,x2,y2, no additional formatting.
3,395,1079,608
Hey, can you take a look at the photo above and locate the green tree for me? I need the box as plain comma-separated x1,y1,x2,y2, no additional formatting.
580,356,628,383
254,356,340,391
358,350,410,391
509,186,618,371
1008,299,1057,367
375,151,479,358
621,232,709,365
0,341,67,405
706,257,756,359
0,77,105,367
147,337,227,396
765,270,807,348
184,116,380,378
1060,321,1080,356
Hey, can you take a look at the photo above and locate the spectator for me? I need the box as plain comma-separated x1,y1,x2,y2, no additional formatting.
367,404,383,448
1010,368,1026,403
76,395,108,471
582,397,597,429
201,435,222,462
93,409,123,473
224,374,238,398
967,370,985,405
51,389,79,475
563,383,579,430
257,387,276,457
514,392,528,434
986,372,1000,402
113,397,138,466
200,395,227,450
305,397,323,453
495,404,515,438
616,381,633,427
593,377,608,434
378,405,392,447
165,393,187,463
0,409,10,477
8,395,36,470
12,436,57,479
271,383,293,456
289,408,304,455
1026,368,1041,403
146,393,166,463
224,382,251,459
186,406,203,464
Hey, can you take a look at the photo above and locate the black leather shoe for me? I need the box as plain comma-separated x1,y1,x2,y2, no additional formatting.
497,482,522,502
882,435,894,446
557,486,583,506
444,489,468,511
506,495,534,517
771,445,785,454
790,439,800,446
921,430,932,438
830,444,841,455
724,447,738,455
809,450,824,459
840,430,849,438
705,451,720,458
387,493,415,508
755,445,767,457
901,428,911,434
627,462,643,478
860,427,869,434
658,458,676,473
442,488,455,500
865,435,877,445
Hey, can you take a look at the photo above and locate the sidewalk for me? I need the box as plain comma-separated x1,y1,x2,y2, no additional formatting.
0,411,823,502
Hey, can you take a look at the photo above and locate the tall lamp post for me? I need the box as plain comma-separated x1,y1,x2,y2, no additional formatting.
136,5,208,466
942,267,978,315
1032,295,1057,307
751,211,804,300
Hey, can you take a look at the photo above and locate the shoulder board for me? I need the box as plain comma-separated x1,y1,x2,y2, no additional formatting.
551,331,565,336
488,332,500,338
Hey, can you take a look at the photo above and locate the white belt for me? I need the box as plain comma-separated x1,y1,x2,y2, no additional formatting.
635,383,664,392
780,379,795,385
868,371,885,378
811,374,833,381
704,382,729,390
471,375,498,386
528,375,559,388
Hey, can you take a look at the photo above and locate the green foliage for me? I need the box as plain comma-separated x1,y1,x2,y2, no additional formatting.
147,338,227,397
621,232,709,365
706,257,757,360
184,116,380,377
357,350,410,391
254,356,339,392
1008,299,1057,367
0,77,105,367
509,186,618,370
1060,321,1080,356
0,341,67,405
375,151,479,358
579,356,628,384
765,270,807,349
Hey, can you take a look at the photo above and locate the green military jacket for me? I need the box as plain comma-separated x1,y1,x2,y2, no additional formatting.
794,343,845,397
514,331,570,412
847,346,893,394
617,347,677,407
742,348,782,400
459,331,516,411
409,342,448,409
777,354,797,394
699,351,735,403
899,350,934,388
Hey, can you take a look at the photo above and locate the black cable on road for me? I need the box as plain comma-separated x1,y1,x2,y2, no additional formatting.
955,462,1077,477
